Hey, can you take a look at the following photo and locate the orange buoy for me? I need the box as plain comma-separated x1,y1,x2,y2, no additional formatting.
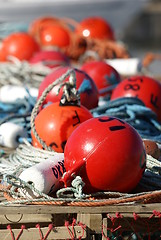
31,102,93,153
0,32,39,61
75,16,115,40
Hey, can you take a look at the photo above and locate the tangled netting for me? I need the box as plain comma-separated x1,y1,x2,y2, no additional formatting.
1,210,161,239
2,218,86,240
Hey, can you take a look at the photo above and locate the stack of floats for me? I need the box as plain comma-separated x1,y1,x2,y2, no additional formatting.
0,15,160,239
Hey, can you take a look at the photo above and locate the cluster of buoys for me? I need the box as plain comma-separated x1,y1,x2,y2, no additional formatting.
0,15,161,196
0,15,129,64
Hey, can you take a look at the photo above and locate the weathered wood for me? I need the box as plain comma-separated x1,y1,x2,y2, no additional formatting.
77,213,102,240
102,217,108,240
0,203,160,215
0,225,86,240
0,214,52,225
77,213,102,233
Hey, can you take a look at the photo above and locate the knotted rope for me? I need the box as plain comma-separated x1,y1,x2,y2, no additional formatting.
56,176,86,199
2,156,161,206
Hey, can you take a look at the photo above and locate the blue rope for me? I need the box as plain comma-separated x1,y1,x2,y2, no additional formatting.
78,79,92,94
91,97,161,143
0,88,36,144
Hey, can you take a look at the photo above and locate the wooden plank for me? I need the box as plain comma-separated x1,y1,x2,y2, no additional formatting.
102,217,108,240
77,213,102,240
0,213,77,227
77,213,91,239
77,213,102,233
0,225,86,240
0,203,161,215
0,214,52,225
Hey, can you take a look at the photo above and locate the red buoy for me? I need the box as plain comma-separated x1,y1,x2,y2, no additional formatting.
81,60,121,96
63,116,146,193
39,23,71,49
29,16,58,39
111,75,161,122
0,32,40,61
31,102,93,153
75,16,115,40
38,66,99,109
29,50,70,68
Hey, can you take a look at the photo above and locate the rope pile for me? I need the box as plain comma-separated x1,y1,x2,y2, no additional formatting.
0,56,51,148
0,139,58,177
0,56,51,88
0,144,161,206
0,18,160,208
0,156,161,206
0,68,160,206
92,97,161,143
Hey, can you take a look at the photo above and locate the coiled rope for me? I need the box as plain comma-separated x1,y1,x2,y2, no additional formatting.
0,88,37,145
1,153,161,206
0,56,52,148
0,56,51,88
91,97,161,143
0,139,60,177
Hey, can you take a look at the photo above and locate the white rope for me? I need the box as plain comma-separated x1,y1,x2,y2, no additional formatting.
0,56,51,88
0,138,60,176
146,154,161,174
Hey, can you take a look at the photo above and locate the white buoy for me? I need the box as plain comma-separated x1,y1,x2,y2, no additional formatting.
0,122,28,148
19,154,65,198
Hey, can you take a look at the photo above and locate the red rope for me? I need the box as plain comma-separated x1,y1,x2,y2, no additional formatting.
148,210,161,239
133,212,140,221
65,220,75,239
106,214,122,232
16,225,25,240
101,225,110,240
7,221,85,240
7,225,15,240
78,222,86,240
64,218,86,240
7,225,25,240
6,211,161,240
101,214,123,239
36,224,53,240
36,224,43,240
149,210,161,218
43,224,53,240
